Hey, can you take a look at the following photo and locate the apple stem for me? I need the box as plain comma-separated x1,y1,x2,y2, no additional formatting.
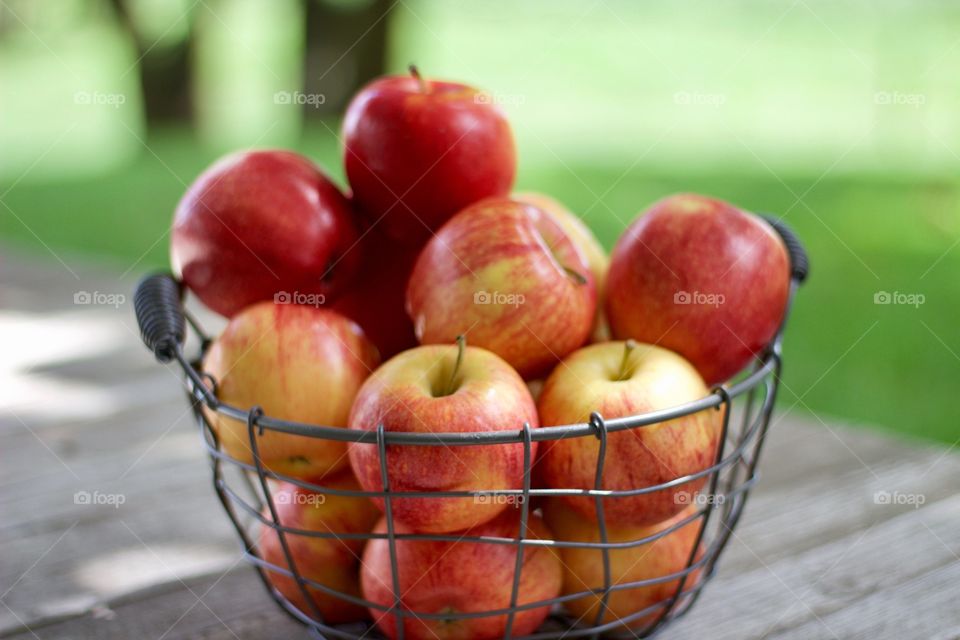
562,265,588,285
616,339,638,381
409,64,428,93
444,335,467,396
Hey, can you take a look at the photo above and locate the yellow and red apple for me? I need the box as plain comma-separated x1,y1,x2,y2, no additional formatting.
407,197,596,379
537,341,721,526
544,500,704,631
347,340,538,533
606,194,790,385
258,471,380,624
514,192,610,342
202,302,379,479
361,510,562,640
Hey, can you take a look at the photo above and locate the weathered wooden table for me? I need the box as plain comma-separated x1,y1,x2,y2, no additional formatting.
3,250,958,640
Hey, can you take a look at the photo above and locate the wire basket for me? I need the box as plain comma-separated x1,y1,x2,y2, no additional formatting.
134,216,808,640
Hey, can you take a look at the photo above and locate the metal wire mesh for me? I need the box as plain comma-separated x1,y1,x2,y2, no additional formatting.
164,286,788,639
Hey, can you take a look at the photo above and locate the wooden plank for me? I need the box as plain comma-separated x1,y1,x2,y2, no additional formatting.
667,493,960,639
0,568,310,640
769,561,960,640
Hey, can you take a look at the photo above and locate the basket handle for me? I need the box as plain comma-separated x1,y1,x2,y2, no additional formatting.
134,272,186,362
761,215,809,284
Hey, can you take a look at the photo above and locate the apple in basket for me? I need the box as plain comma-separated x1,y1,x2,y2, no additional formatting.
606,193,790,385
202,302,379,479
258,470,379,624
406,197,596,379
544,500,705,631
513,192,611,342
361,510,562,640
347,338,539,533
343,66,517,246
171,150,361,318
331,225,420,359
536,341,721,526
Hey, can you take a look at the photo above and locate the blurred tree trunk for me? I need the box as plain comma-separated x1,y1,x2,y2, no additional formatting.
303,0,391,115
109,0,193,124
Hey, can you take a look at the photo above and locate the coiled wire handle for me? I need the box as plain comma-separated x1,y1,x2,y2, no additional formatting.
762,215,809,283
134,273,186,362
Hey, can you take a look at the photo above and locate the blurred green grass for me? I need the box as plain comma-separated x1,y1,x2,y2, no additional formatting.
2,125,957,444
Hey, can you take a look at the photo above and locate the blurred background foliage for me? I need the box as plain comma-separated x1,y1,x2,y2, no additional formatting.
1,0,958,443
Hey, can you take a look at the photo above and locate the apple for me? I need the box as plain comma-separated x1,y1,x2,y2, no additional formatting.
544,500,704,631
258,470,380,624
202,302,379,479
171,150,361,318
331,225,420,359
343,66,516,245
606,194,790,385
361,510,562,640
406,197,596,379
537,341,721,526
514,192,610,341
348,339,539,533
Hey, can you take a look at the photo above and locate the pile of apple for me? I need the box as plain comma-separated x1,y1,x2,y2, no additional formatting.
170,68,791,639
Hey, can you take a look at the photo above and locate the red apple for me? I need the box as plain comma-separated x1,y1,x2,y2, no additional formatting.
202,302,379,479
544,500,704,631
514,192,610,341
537,341,721,526
406,197,596,379
361,510,562,640
606,194,790,385
258,470,380,624
331,226,419,359
172,150,361,318
348,340,538,533
343,67,516,245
